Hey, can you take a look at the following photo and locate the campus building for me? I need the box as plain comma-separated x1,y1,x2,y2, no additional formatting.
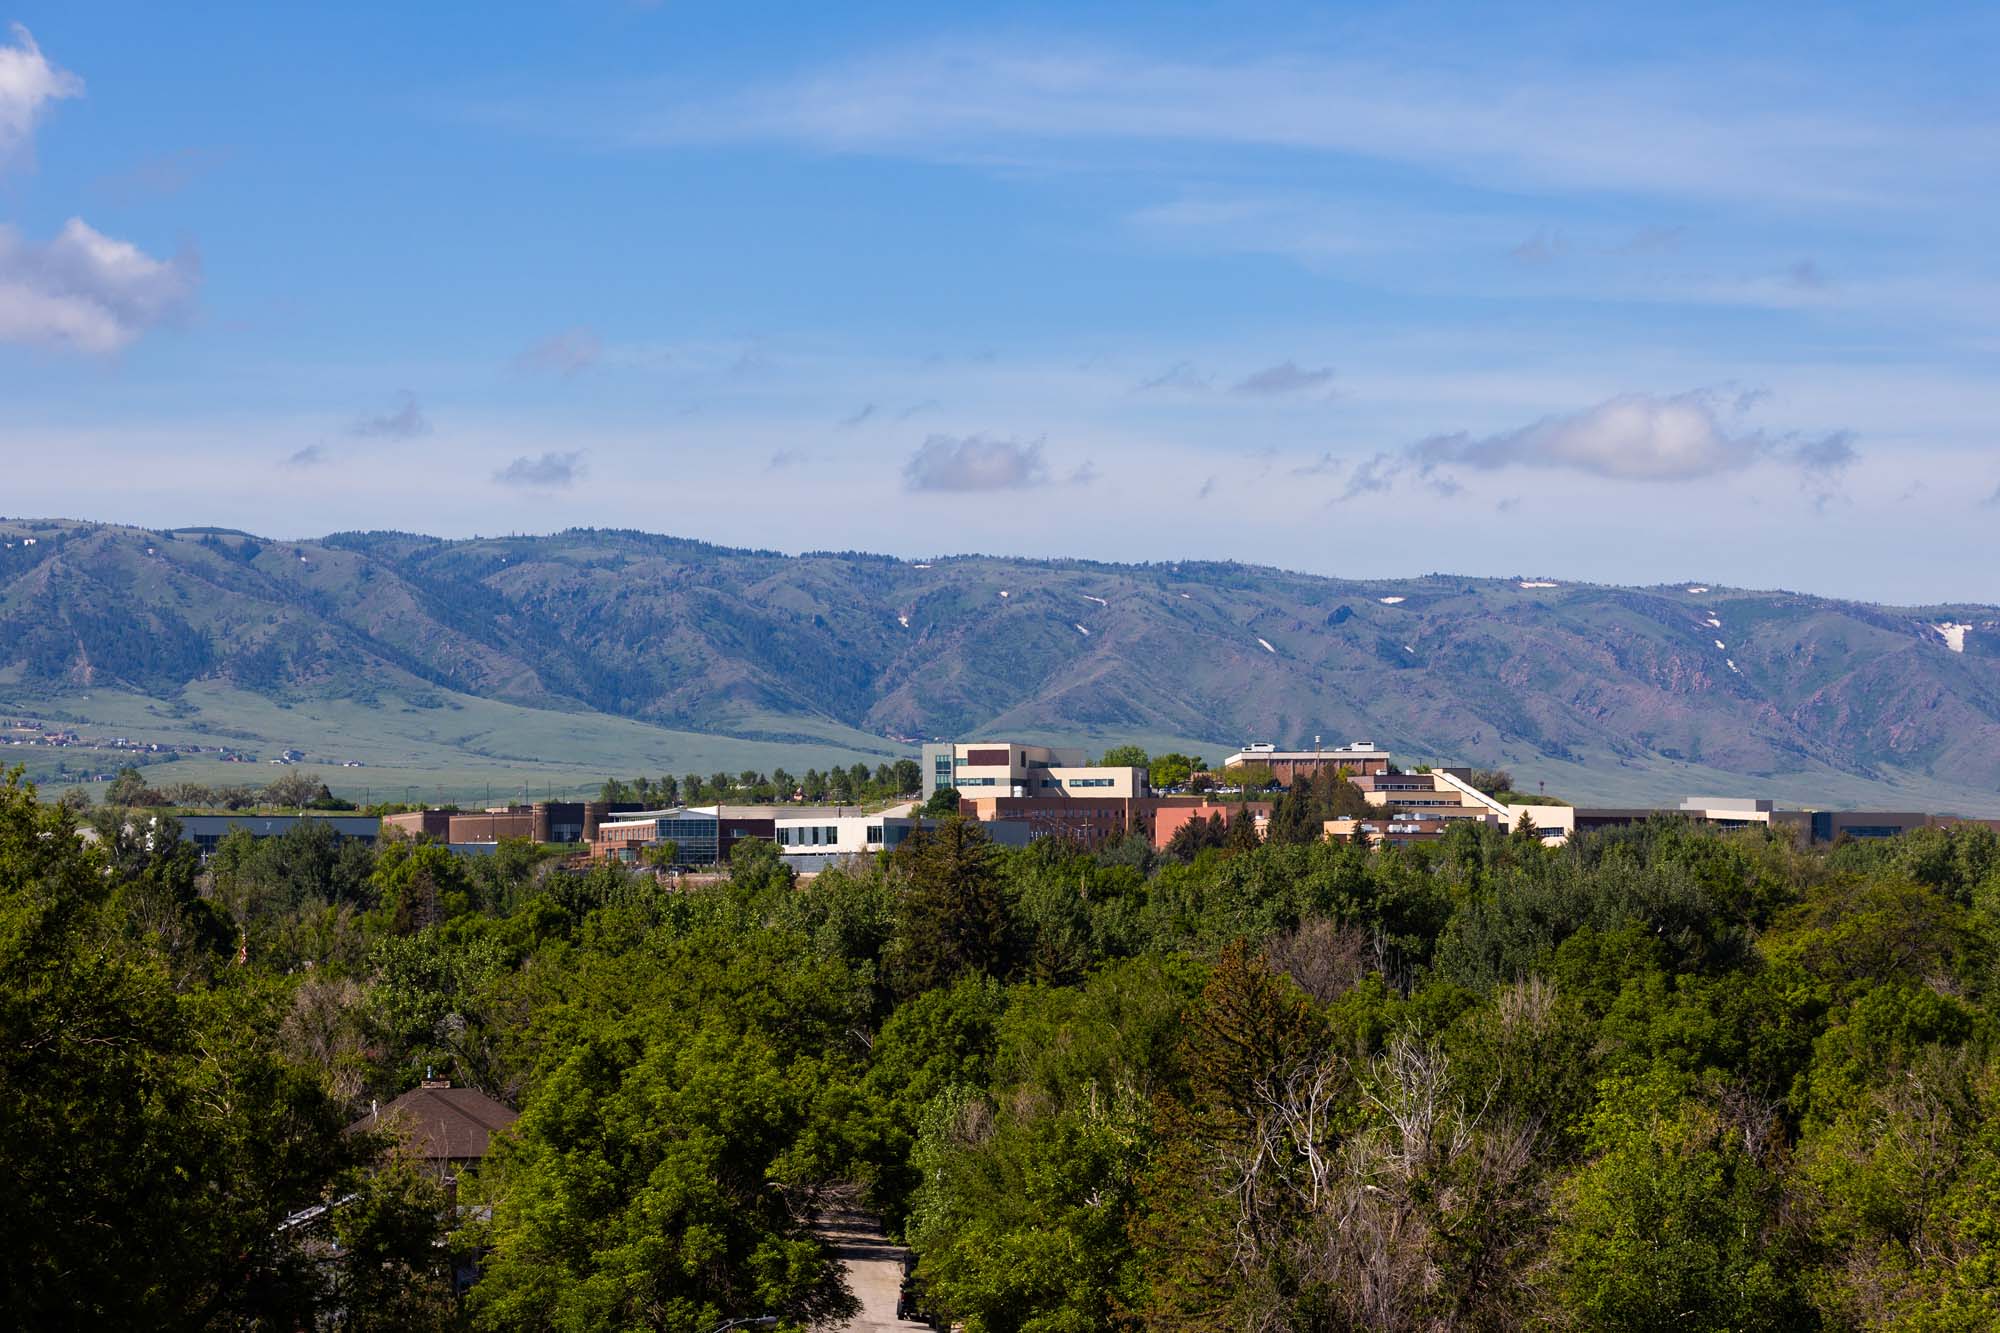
1221,740,1393,785
591,807,776,867
921,741,1148,801
1149,800,1272,849
919,740,1152,845
1326,812,1505,848
1513,797,1955,846
773,806,1036,872
380,800,641,845
176,813,380,855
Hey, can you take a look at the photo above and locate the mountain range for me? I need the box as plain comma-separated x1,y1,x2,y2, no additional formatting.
2,517,1995,812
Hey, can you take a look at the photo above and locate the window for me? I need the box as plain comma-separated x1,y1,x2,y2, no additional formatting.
866,825,883,845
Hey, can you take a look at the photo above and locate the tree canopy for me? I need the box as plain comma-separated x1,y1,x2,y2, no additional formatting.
10,761,2000,1331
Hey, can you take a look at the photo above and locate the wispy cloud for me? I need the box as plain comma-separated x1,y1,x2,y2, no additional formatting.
1137,360,1209,392
513,326,602,376
839,402,876,427
1509,229,1569,264
349,392,431,439
283,444,326,468
0,24,80,170
1290,451,1343,477
1612,225,1686,255
92,147,227,204
1336,452,1397,502
1786,258,1830,290
903,433,1049,491
494,450,584,488
0,218,200,354
1231,361,1334,396
559,42,1979,209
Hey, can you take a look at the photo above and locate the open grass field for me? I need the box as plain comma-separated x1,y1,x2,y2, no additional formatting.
2,683,913,805
3,683,1241,808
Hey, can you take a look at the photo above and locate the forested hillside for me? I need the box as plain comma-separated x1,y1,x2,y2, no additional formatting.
9,769,2000,1329
3,517,1998,809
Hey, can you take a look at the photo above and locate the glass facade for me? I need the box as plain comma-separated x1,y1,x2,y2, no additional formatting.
653,817,719,864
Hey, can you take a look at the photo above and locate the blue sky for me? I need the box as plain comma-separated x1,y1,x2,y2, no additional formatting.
2,2,1997,603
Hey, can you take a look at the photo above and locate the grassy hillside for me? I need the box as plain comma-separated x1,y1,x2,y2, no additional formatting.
2,517,1995,812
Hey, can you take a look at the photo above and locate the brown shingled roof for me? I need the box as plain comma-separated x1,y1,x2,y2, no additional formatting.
348,1082,519,1162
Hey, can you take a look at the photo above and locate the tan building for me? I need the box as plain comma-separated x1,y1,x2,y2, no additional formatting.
1222,740,1392,785
923,740,1147,801
1326,811,1504,848
1358,768,1509,819
1499,797,1967,846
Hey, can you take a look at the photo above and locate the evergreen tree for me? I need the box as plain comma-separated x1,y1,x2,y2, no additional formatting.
887,819,1008,996
1225,807,1263,852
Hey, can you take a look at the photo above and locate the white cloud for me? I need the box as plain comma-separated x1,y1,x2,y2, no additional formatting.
903,433,1049,491
0,32,198,356
1409,391,1857,483
0,218,199,354
0,23,80,170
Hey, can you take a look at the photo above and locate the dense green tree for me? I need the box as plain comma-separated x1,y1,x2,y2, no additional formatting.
1097,744,1150,769
0,771,385,1328
104,763,165,806
888,820,1009,997
1549,1071,1812,1330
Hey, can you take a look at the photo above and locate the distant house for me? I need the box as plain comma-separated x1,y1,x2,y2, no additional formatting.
348,1080,519,1169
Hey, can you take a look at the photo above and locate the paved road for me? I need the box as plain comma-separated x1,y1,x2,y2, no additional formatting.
821,1211,932,1332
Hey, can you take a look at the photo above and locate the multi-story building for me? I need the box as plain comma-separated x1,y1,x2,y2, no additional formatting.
1358,768,1511,821
920,740,1151,844
1221,740,1393,785
921,741,1147,801
591,806,776,867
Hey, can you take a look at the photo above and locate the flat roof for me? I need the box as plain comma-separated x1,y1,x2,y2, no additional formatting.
1224,748,1390,762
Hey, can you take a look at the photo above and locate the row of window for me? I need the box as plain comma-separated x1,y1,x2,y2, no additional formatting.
776,825,894,847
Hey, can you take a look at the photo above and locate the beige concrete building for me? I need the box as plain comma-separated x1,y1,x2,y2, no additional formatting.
921,741,1147,801
1222,740,1392,784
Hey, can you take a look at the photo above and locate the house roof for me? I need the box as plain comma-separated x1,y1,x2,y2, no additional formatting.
348,1082,519,1162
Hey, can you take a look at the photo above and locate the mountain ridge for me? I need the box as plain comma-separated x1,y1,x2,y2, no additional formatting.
2,516,1995,811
